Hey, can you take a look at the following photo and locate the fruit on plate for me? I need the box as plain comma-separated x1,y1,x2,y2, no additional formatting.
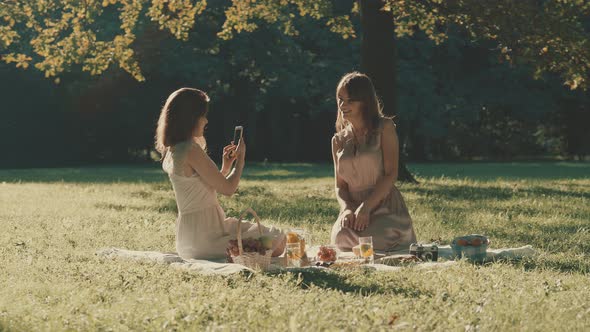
317,245,337,262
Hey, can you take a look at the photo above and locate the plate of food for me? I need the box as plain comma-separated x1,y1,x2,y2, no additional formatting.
314,245,338,267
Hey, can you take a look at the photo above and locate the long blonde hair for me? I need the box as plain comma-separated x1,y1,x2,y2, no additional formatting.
154,88,210,157
335,72,385,137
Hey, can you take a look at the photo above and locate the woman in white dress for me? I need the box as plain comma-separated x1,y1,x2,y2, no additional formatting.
155,88,285,260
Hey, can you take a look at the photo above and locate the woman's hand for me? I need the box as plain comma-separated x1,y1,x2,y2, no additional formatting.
221,143,237,175
341,209,355,228
353,203,370,231
235,138,246,163
222,143,237,164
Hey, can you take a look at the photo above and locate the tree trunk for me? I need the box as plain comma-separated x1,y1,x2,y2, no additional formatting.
359,0,418,183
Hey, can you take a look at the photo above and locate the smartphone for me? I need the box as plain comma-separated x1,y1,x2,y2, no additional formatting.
229,126,243,159
233,126,243,145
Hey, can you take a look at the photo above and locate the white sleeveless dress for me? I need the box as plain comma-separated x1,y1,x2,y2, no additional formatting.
163,140,284,260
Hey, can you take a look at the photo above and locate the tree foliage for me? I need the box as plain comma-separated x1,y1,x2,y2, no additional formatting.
1,0,589,89
0,2,361,167
1,1,588,167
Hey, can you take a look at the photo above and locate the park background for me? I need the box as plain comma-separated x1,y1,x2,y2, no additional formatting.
1,0,589,169
1,1,590,331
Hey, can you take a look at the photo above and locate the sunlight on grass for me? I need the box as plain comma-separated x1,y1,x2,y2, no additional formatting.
1,163,589,330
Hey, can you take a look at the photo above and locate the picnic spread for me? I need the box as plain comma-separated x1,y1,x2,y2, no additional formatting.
97,229,536,275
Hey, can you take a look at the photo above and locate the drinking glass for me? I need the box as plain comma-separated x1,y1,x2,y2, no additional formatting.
358,236,374,264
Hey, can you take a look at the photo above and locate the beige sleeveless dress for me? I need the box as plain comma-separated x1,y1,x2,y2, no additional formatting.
163,140,285,260
330,119,417,252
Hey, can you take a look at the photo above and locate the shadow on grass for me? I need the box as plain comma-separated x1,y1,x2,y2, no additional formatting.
0,163,333,183
94,203,138,212
479,223,590,255
0,321,14,332
243,163,333,181
94,198,179,215
489,256,590,275
410,161,590,181
223,185,339,226
154,198,178,214
408,182,590,236
236,195,338,224
270,268,428,297
409,183,590,202
2,162,587,183
0,164,168,183
137,184,338,225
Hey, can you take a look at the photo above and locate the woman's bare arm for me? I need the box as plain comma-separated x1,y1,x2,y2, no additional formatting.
332,136,356,212
185,143,244,196
363,119,399,210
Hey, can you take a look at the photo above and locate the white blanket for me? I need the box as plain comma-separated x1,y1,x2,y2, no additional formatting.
96,245,536,275
97,248,250,275
372,244,537,261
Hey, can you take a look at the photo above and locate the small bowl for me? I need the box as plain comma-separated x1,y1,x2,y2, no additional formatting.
451,234,490,262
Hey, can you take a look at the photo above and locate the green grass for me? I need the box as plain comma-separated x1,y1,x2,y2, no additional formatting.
1,162,589,331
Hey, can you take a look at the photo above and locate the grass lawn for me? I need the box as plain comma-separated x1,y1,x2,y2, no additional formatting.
1,162,589,331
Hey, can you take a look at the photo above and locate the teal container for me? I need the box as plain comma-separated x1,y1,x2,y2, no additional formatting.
451,234,490,262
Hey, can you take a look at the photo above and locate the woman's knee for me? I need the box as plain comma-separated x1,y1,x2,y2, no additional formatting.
332,227,356,251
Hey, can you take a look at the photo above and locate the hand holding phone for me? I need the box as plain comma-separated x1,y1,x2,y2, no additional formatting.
233,126,243,145
229,126,243,159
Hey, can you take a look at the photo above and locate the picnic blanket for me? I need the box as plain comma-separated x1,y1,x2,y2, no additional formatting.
373,244,537,261
96,248,247,276
97,244,536,276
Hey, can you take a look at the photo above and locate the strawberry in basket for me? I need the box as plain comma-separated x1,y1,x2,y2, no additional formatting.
226,208,276,270
226,235,273,263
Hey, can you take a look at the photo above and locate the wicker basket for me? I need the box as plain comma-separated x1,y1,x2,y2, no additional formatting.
451,234,490,262
231,208,273,271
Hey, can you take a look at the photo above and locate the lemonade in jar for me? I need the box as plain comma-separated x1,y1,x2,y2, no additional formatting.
286,230,310,266
287,229,310,257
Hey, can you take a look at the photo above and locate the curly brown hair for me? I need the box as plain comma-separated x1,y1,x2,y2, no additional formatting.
155,87,210,156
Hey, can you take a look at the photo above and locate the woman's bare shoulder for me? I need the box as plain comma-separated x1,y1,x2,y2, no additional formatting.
379,117,397,134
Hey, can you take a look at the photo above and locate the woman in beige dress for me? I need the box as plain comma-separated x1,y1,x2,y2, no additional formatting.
330,72,416,252
155,88,285,260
